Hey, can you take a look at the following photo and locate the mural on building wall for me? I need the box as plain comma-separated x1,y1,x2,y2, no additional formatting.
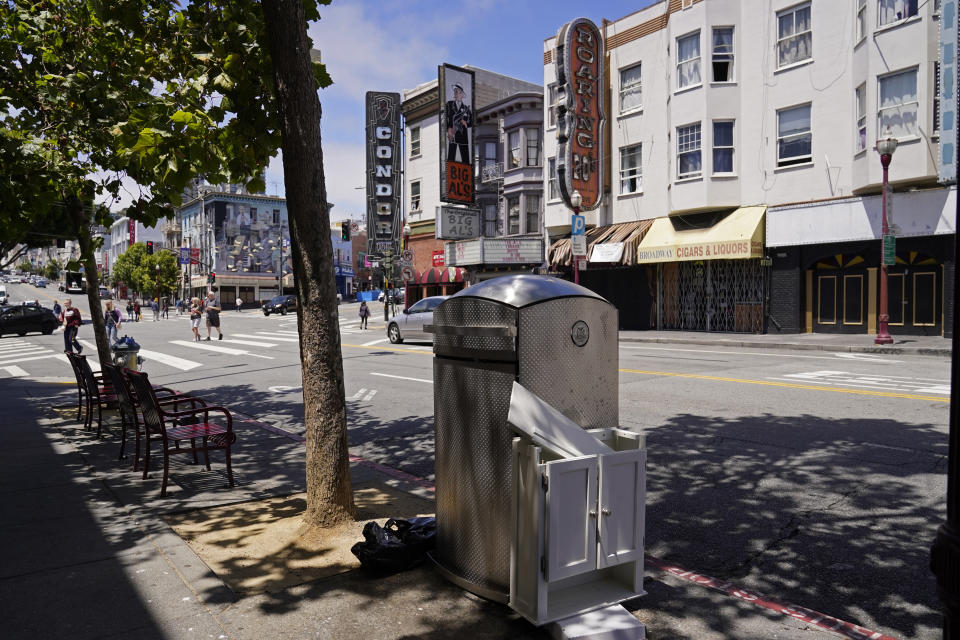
208,201,291,276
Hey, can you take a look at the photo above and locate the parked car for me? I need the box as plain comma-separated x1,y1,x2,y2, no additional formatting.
0,303,59,337
35,278,47,288
98,287,111,299
262,294,298,316
386,295,448,344
377,288,405,304
0,287,8,305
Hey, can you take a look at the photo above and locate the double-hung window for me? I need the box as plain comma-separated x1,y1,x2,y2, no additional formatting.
856,0,867,41
712,121,734,174
410,126,421,157
620,144,642,194
548,157,558,200
677,123,702,179
856,84,867,152
777,3,812,68
526,128,540,166
483,203,498,237
508,197,520,234
878,0,918,27
547,84,558,128
878,68,918,137
712,28,734,82
410,180,421,211
777,104,812,166
619,63,642,112
525,195,540,234
508,131,521,168
677,32,701,90
483,141,498,171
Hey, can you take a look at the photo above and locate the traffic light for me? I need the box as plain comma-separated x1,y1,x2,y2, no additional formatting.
341,221,350,241
210,271,216,284
146,241,154,255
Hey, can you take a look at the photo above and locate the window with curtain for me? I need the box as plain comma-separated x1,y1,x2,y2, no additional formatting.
547,84,557,128
620,144,642,194
856,0,867,40
712,121,734,173
484,141,497,169
619,63,642,112
677,123,702,179
677,32,701,89
878,68,918,137
509,131,521,168
525,195,540,234
526,128,540,166
777,104,812,166
548,157,558,200
410,180,421,211
878,0,918,26
712,28,734,82
484,203,499,237
508,197,520,234
777,3,812,68
856,84,867,152
410,126,420,156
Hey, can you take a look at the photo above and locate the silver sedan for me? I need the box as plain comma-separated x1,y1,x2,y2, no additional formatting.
386,295,448,343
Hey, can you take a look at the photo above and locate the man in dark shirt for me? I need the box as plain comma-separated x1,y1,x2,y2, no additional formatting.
60,298,82,353
203,290,223,341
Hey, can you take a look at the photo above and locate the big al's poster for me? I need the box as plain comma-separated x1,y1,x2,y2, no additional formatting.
555,18,605,210
365,92,402,256
439,64,475,205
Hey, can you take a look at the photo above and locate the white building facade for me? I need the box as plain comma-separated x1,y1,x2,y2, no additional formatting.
543,0,954,335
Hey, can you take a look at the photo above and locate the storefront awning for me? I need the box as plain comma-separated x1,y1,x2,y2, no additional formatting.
635,206,766,264
439,266,466,283
549,219,653,268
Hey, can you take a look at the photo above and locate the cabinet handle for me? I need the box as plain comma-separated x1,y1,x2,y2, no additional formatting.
601,508,611,516
589,510,597,517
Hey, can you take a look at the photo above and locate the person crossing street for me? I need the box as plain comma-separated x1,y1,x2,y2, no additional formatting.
60,299,82,354
203,289,223,341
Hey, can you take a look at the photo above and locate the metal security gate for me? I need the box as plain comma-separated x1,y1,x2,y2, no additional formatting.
658,259,765,332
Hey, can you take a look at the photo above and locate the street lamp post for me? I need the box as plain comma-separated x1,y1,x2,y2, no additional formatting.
155,263,160,313
403,223,411,309
570,190,582,286
874,135,898,345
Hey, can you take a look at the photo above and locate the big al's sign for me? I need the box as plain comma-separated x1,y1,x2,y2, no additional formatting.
555,18,605,211
365,92,402,256
439,64,476,205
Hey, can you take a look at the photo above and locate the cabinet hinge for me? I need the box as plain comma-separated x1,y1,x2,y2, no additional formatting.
540,555,547,576
541,473,548,492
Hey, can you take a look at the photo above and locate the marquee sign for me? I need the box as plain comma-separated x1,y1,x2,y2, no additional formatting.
439,64,476,205
365,91,402,256
555,17,605,211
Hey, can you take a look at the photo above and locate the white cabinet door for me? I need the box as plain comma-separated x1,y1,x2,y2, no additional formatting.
597,449,646,568
545,455,598,581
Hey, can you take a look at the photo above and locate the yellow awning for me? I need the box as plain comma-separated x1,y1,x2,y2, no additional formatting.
635,206,766,264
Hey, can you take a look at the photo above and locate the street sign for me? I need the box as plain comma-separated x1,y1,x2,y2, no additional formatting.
882,234,896,266
571,214,586,235
577,256,587,271
179,248,190,265
401,249,414,265
401,265,416,283
571,234,587,257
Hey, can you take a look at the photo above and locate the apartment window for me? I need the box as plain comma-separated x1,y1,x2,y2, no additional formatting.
856,84,867,152
713,121,735,174
677,32,701,89
410,126,421,157
619,63,642,112
856,0,867,41
509,130,521,168
547,84,558,128
410,180,421,211
712,28,734,82
878,68,918,138
272,209,280,224
777,104,812,166
526,128,541,166
934,62,941,133
777,3,812,68
508,197,520,234
483,141,498,171
484,203,498,237
525,195,540,234
620,144,642,194
878,0,918,26
677,123,702,179
548,157,559,200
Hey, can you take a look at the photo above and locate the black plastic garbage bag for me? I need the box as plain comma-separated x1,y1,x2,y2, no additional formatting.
351,517,436,574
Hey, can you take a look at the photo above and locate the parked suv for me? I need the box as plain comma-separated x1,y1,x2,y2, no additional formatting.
262,294,297,316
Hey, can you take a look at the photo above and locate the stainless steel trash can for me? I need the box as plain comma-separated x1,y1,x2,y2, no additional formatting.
429,274,619,601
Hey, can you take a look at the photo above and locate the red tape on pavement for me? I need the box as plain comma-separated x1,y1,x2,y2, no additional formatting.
645,555,896,640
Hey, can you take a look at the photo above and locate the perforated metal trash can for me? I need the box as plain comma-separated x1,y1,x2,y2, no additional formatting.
429,274,619,602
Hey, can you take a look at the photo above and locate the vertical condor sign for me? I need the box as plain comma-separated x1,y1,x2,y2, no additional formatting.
555,18,605,211
365,92,402,256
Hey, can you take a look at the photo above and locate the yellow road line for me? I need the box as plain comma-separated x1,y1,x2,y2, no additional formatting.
619,368,950,402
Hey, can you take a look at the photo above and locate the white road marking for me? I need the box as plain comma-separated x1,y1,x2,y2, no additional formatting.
168,340,273,359
0,346,49,356
135,349,202,371
268,385,301,393
220,338,278,348
834,352,902,363
362,338,388,346
363,389,377,401
771,370,950,396
0,353,65,366
0,365,28,377
243,332,301,343
370,372,433,384
347,388,367,401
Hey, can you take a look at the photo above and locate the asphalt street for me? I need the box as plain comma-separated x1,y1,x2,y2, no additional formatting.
1,280,950,639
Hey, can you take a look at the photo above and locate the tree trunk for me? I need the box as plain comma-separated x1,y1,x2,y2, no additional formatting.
261,0,355,526
69,199,110,367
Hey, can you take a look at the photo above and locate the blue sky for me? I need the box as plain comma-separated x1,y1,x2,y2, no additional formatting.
265,0,658,221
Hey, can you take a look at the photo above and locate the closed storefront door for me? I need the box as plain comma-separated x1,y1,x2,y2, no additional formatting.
658,259,764,332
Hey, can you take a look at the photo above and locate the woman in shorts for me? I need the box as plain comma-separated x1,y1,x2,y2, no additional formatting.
189,297,202,342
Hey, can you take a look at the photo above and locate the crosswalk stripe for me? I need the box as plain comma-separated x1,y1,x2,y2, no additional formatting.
241,332,300,343
0,365,28,377
362,338,388,346
0,347,48,356
275,330,300,336
169,340,274,359
220,338,278,348
0,353,63,366
136,349,202,371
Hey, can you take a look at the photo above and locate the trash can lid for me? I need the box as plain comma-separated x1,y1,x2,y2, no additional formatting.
448,274,608,309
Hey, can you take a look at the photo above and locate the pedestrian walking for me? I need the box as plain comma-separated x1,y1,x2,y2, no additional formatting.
52,299,62,318
203,289,223,341
104,300,122,344
235,296,243,312
189,297,202,342
126,300,134,321
176,298,184,316
133,301,141,322
151,298,159,321
358,300,370,330
60,299,82,354
161,300,169,319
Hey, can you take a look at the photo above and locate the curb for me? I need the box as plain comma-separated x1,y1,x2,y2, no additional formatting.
617,335,953,358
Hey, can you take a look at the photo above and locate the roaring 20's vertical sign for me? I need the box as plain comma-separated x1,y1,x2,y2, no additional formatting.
555,17,605,211
365,92,402,256
439,64,476,205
